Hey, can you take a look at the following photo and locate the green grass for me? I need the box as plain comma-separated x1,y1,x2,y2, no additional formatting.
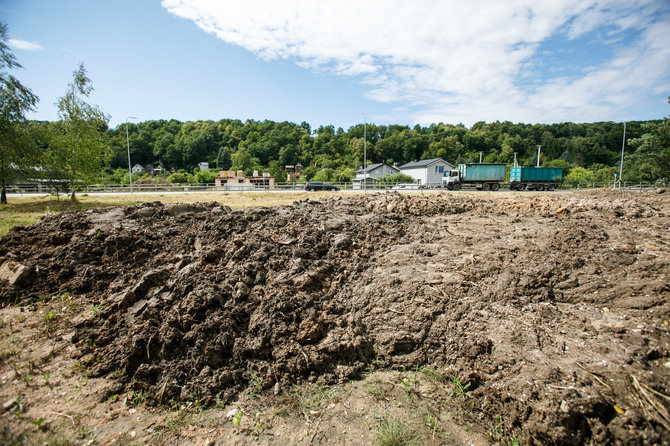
373,414,422,446
0,191,334,237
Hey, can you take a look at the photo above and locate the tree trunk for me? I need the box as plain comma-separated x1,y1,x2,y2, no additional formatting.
1,177,6,205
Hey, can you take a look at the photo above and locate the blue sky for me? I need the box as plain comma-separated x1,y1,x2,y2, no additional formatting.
3,0,669,130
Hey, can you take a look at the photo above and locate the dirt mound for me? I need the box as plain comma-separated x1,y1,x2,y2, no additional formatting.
1,191,669,445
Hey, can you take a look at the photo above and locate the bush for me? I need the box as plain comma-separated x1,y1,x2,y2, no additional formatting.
563,167,593,186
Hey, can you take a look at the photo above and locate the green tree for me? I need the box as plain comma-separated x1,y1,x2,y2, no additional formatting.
0,22,39,203
53,63,109,200
217,146,232,169
627,111,670,182
563,167,593,186
267,160,287,183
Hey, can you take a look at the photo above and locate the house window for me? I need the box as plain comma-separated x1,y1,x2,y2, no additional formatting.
435,166,444,173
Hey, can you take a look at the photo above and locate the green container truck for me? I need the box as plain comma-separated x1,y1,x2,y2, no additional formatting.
509,167,563,191
443,163,506,191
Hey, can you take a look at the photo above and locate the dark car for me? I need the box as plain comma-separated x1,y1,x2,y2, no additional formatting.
304,181,340,191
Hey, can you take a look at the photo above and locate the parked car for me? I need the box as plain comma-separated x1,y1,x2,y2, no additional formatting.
304,181,340,191
391,183,419,190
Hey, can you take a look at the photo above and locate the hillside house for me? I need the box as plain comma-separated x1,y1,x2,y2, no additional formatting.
352,162,400,189
214,170,275,190
398,158,455,186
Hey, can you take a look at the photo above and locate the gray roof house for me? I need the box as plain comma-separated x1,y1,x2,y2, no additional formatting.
352,162,400,189
398,158,455,186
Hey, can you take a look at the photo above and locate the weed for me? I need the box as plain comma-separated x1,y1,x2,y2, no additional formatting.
488,416,521,446
32,417,46,431
247,373,265,398
42,371,52,385
373,414,421,446
78,425,96,442
126,390,147,406
367,379,391,400
451,376,471,399
42,311,57,333
274,382,335,417
297,383,334,415
232,409,244,426
422,413,439,431
90,304,100,313
421,367,447,385
159,411,188,433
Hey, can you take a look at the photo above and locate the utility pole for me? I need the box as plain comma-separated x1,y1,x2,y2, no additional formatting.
619,122,626,190
479,151,483,163
536,145,541,168
363,112,367,192
126,116,138,194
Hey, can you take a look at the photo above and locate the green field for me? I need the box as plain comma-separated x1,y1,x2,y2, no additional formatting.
0,192,333,237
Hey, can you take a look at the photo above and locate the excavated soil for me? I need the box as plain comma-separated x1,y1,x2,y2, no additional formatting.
1,190,669,445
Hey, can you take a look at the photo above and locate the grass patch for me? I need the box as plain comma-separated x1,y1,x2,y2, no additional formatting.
0,192,334,237
373,414,422,446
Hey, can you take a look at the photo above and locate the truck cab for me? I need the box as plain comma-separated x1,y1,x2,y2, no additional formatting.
442,170,461,190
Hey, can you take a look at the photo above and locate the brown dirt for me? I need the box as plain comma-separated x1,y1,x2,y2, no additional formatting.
0,190,668,445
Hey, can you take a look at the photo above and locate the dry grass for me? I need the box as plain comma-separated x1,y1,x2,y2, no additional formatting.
0,191,341,237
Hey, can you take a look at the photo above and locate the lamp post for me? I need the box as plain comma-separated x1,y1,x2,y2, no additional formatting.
363,112,367,192
619,122,626,190
126,116,138,194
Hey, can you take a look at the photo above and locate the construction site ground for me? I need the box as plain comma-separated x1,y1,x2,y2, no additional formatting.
0,189,668,445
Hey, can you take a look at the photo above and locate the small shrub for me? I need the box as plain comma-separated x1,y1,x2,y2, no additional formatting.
374,414,421,446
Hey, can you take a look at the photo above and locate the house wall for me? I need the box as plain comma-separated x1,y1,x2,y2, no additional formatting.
426,162,452,185
401,161,454,185
372,165,399,177
400,167,427,185
356,164,399,180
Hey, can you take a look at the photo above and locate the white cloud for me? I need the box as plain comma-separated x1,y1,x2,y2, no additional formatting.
8,39,44,51
162,0,670,125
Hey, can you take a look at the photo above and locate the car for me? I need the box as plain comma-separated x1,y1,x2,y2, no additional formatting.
391,183,419,190
304,181,340,191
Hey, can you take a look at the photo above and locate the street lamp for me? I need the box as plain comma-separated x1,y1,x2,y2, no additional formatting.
619,122,626,190
362,112,367,192
126,116,138,194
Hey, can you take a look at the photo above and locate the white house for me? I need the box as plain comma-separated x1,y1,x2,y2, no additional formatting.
398,158,455,186
352,163,400,189
131,164,145,174
198,162,209,171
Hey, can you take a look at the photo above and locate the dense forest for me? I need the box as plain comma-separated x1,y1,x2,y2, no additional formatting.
23,115,670,187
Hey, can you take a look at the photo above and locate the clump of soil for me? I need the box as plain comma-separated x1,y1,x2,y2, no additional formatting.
1,190,669,445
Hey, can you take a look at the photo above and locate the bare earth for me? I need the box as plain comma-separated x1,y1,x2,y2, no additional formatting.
0,190,668,445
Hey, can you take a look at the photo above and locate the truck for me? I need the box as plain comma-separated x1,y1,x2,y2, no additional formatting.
509,167,562,191
443,163,506,191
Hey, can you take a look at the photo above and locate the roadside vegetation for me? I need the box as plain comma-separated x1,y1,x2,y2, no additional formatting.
0,191,328,236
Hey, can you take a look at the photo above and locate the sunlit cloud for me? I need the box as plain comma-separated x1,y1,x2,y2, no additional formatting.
162,0,670,125
8,39,44,51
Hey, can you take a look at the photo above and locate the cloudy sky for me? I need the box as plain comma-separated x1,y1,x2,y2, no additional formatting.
3,0,669,129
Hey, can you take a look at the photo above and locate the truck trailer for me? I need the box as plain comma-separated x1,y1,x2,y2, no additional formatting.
509,167,563,191
443,163,506,191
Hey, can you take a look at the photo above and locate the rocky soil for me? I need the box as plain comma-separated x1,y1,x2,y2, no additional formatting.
0,190,668,445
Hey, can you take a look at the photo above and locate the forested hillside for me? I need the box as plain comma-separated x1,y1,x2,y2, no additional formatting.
27,117,668,186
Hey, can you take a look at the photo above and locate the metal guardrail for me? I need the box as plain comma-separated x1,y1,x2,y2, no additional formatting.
575,182,659,191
